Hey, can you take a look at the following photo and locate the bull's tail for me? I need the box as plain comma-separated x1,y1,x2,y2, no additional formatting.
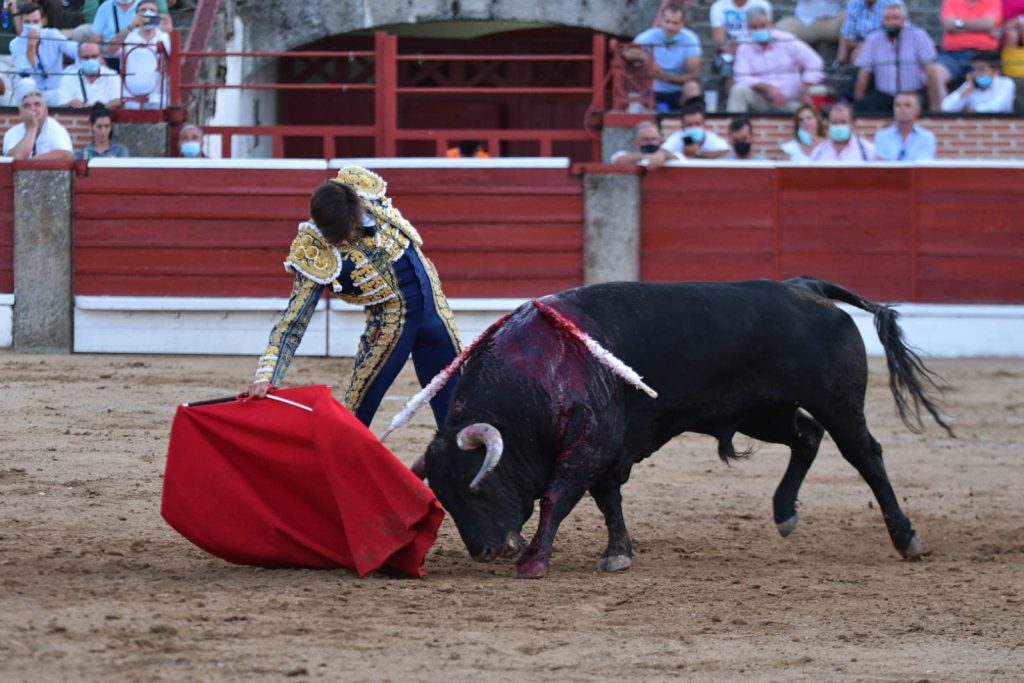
787,276,954,437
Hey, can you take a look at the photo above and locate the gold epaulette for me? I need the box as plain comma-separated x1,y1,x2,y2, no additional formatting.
283,222,342,284
332,166,423,246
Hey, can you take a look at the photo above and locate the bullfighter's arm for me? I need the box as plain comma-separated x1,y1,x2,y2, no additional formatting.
253,274,324,387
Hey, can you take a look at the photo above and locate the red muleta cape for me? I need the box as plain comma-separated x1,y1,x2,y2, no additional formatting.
161,385,443,577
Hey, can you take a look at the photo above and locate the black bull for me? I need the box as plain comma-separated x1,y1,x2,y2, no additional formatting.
422,277,953,578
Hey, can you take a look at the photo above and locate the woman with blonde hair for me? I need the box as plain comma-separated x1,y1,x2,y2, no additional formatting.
780,103,827,161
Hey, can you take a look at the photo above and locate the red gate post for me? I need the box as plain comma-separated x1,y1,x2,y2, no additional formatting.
374,32,397,157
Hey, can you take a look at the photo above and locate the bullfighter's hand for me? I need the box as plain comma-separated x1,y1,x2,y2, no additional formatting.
246,379,273,399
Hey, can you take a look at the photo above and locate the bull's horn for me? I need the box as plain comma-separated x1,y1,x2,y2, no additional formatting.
457,423,504,492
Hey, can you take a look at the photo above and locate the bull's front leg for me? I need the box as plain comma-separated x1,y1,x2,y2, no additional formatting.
515,479,588,579
590,481,634,572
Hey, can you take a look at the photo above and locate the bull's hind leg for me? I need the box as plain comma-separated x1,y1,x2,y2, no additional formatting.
739,407,824,537
826,419,921,560
590,481,634,572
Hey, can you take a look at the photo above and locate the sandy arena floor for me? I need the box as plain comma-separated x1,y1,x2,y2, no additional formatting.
1,352,1022,682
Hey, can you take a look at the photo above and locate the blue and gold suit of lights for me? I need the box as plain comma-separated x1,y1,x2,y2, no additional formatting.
255,167,462,427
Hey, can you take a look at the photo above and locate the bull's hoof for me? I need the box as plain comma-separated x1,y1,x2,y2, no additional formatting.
776,513,799,538
899,533,923,561
515,558,548,579
597,554,632,573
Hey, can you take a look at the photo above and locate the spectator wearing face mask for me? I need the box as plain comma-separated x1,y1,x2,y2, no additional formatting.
727,6,826,113
810,101,879,161
611,120,675,168
9,1,78,104
121,0,169,109
56,39,121,107
660,101,731,160
780,102,828,161
853,1,941,114
625,3,703,112
178,122,205,158
91,0,170,71
940,52,1016,112
721,117,766,160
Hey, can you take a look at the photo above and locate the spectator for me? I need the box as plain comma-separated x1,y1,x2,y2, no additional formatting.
874,92,937,161
722,117,766,159
727,6,825,113
628,3,703,112
776,0,846,54
121,0,169,109
75,103,128,159
56,39,121,107
445,140,490,158
941,52,1016,111
709,0,773,95
2,78,73,160
838,0,885,65
610,120,668,165
178,122,205,158
853,1,941,114
935,0,1002,101
810,101,877,161
9,1,78,104
661,101,732,159
90,0,173,70
1003,0,1024,49
780,102,827,161
1,0,18,104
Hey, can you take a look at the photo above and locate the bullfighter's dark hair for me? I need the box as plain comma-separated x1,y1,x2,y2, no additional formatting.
310,181,363,246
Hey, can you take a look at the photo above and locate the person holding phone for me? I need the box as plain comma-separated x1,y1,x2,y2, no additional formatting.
121,0,169,108
658,100,731,161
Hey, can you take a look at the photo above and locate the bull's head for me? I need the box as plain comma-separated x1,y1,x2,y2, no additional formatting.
424,423,531,561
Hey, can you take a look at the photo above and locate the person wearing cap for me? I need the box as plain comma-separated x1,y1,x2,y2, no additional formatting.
2,78,73,160
9,1,79,104
246,168,463,429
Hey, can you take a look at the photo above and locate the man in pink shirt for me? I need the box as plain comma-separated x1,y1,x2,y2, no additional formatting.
726,6,826,112
809,102,879,162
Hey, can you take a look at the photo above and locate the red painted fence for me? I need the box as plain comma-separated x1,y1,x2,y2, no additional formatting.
0,163,13,293
67,164,1024,304
641,166,1024,304
72,165,584,299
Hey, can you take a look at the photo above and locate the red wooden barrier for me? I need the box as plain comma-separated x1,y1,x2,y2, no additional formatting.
73,166,584,299
0,163,13,293
641,166,1024,304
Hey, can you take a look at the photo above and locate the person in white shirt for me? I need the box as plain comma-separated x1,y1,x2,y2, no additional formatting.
9,2,79,105
2,79,74,161
610,121,668,165
940,53,1016,113
122,0,170,109
57,40,123,108
660,100,733,159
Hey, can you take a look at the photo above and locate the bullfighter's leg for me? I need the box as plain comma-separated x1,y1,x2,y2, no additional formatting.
589,481,634,572
825,418,921,560
739,407,824,537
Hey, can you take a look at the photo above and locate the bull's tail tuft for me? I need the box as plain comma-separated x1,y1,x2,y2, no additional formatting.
787,276,955,438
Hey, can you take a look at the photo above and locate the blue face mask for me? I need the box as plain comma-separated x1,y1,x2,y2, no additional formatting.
797,128,814,145
683,127,705,143
974,74,993,89
751,29,771,44
22,22,42,36
829,124,852,143
81,58,101,75
180,141,202,158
